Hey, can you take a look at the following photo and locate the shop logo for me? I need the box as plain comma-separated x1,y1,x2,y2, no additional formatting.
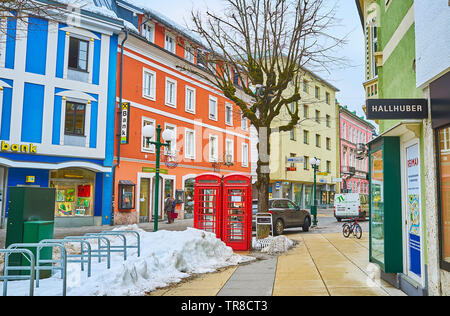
1,141,37,154
407,158,419,168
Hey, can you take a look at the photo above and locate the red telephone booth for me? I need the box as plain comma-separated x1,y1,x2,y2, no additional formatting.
222,173,253,251
194,173,223,239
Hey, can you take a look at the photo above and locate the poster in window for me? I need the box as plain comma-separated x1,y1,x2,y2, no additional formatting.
56,190,66,202
65,189,75,202
57,202,73,216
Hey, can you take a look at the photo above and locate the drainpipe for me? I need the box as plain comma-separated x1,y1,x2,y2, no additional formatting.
111,29,128,226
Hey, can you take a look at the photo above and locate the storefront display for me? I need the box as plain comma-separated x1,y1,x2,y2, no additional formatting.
371,149,385,264
184,178,195,218
50,169,95,217
438,127,450,265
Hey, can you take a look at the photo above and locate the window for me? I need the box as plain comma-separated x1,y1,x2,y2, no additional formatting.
315,86,320,99
142,22,155,43
185,45,195,63
185,86,196,113
326,92,330,105
371,26,378,78
165,33,176,53
303,105,309,118
290,127,297,141
304,156,309,170
184,128,195,159
164,123,177,154
315,134,321,148
326,115,331,127
225,103,233,126
65,101,86,136
315,110,320,123
209,96,218,121
165,78,177,107
303,80,309,93
326,161,331,173
142,118,155,153
326,137,331,150
304,130,309,145
241,143,249,167
241,113,248,131
68,37,89,72
343,123,346,139
143,69,156,100
225,139,234,163
209,135,219,162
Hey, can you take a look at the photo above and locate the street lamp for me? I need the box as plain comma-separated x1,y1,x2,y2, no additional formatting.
310,157,321,227
142,124,176,232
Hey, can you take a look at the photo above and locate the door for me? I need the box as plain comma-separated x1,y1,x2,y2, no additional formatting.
402,140,423,284
139,178,150,223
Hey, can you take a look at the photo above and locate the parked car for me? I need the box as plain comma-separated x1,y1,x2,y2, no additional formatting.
252,199,312,236
334,193,369,222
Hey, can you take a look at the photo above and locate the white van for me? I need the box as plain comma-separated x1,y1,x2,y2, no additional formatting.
334,193,369,222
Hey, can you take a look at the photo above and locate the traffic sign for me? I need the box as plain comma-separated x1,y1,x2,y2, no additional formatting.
317,172,329,176
286,157,305,164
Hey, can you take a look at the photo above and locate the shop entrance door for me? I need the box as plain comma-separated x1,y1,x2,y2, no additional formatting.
139,178,150,223
402,140,424,285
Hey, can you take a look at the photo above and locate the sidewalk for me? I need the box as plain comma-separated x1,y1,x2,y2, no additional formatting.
149,232,406,296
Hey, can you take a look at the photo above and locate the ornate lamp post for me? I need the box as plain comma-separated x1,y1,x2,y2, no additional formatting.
310,157,321,227
142,124,176,232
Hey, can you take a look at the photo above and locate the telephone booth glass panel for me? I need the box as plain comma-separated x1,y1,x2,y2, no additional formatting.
194,174,222,239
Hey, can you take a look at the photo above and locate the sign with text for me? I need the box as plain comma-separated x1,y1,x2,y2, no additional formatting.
366,99,428,120
142,167,169,175
121,102,130,144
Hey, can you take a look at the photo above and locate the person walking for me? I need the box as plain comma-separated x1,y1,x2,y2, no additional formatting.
164,194,174,224
170,197,177,224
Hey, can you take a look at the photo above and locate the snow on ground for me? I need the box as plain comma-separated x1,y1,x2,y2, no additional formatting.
1,226,254,296
252,236,295,255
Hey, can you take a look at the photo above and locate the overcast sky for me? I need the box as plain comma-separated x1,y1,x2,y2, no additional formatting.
148,0,367,119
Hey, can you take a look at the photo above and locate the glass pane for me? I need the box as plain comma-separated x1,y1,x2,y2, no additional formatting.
68,38,79,69
74,104,85,135
371,149,385,264
65,103,76,134
439,128,450,264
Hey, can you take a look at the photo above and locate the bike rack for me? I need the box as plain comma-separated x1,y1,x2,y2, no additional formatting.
64,236,111,269
102,230,141,257
7,243,67,296
40,239,92,278
0,249,35,297
85,232,128,261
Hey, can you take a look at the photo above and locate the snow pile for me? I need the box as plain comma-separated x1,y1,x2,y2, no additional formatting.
258,236,294,255
1,227,254,296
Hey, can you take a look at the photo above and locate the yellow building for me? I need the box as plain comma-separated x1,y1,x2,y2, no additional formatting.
268,70,340,209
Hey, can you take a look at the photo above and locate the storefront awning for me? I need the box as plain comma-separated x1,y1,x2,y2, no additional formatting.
370,120,422,143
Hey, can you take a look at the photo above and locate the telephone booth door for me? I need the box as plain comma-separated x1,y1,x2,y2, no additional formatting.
222,174,252,251
194,173,223,239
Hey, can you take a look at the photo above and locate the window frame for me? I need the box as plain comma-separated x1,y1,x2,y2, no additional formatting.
165,77,177,108
241,113,248,131
209,95,218,121
304,130,309,145
241,142,249,167
165,32,176,54
142,21,155,43
225,138,234,163
315,134,321,148
141,117,156,153
185,44,195,63
64,101,87,137
184,128,196,159
142,68,156,101
185,86,196,114
225,103,233,126
68,36,89,73
209,134,219,162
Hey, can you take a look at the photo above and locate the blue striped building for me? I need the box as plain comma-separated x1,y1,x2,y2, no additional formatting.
0,2,123,227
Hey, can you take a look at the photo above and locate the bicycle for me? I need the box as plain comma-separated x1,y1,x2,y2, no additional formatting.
342,218,362,239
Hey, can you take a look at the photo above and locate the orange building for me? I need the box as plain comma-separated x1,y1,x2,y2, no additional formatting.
112,5,252,225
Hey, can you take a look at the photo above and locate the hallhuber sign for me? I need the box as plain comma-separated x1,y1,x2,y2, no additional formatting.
366,99,428,120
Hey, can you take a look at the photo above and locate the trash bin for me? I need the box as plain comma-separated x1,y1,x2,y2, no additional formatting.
5,187,56,277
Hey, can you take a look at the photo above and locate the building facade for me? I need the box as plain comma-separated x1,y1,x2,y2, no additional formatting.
339,105,375,195
356,0,450,296
110,1,252,225
0,2,122,228
269,71,340,209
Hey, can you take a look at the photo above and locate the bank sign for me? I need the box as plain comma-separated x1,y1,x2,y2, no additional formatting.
366,99,428,120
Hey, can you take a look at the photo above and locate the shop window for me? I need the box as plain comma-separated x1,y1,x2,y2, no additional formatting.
184,178,195,218
65,101,86,136
118,180,135,210
438,127,450,269
50,168,95,217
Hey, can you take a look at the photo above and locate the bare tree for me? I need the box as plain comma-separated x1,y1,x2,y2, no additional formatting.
181,0,345,234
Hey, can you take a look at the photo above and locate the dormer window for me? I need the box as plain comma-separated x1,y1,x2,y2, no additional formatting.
165,33,176,54
185,45,195,63
142,22,155,43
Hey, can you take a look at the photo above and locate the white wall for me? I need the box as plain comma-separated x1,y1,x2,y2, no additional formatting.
414,0,450,88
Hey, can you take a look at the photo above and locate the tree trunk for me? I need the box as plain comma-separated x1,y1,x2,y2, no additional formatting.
255,126,272,239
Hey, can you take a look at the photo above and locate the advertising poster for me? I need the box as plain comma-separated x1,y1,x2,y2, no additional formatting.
406,143,422,277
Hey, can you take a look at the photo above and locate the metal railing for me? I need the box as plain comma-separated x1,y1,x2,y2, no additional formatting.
103,230,141,257
64,236,111,269
0,249,35,296
85,232,128,261
7,243,67,296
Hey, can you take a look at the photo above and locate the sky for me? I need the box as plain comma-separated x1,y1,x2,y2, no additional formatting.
146,0,367,120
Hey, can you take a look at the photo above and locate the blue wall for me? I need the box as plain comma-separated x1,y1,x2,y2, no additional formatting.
21,83,44,143
25,17,48,75
5,18,16,69
105,34,118,168
0,79,13,141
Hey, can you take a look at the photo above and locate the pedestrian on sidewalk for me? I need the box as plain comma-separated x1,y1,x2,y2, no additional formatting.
170,198,178,224
164,194,174,224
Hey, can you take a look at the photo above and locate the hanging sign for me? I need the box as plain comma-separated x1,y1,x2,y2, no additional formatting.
121,102,130,144
366,99,428,120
